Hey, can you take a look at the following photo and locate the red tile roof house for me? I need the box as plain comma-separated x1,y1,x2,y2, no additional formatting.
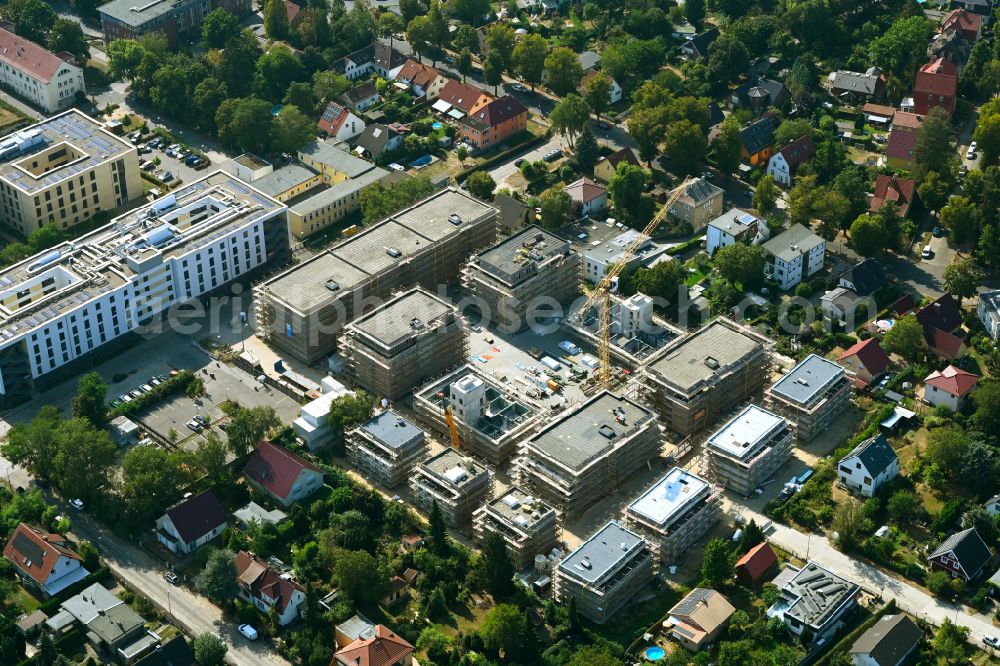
870,175,916,217
734,542,778,584
3,524,89,597
395,60,448,100
913,57,958,116
235,551,305,626
0,23,85,115
837,338,892,388
333,624,415,666
459,95,528,151
885,129,917,171
243,441,324,508
922,365,979,411
437,79,493,116
915,293,966,358
318,101,366,142
593,146,642,183
766,135,815,187
565,176,608,217
928,527,993,582
155,490,228,555
942,8,982,42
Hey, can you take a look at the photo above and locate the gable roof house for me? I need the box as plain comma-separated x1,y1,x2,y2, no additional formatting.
243,441,324,507
942,8,983,41
3,524,89,597
665,588,736,651
740,116,779,166
837,433,899,498
886,129,917,171
891,111,923,133
395,60,448,100
735,542,779,583
915,293,966,358
914,57,958,116
837,338,892,388
235,551,305,626
437,79,493,116
354,124,403,157
594,146,642,183
318,101,366,142
155,490,228,555
849,614,923,666
565,177,608,217
577,50,601,73
950,0,994,18
766,135,815,186
334,42,407,81
828,67,886,103
333,624,415,666
928,527,993,581
340,80,381,112
459,95,528,150
838,259,886,297
870,175,916,218
0,24,85,115
922,365,979,411
681,27,720,60
729,77,790,114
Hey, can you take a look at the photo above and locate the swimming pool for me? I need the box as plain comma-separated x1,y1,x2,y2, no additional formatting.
411,154,433,167
432,122,443,129
644,647,665,661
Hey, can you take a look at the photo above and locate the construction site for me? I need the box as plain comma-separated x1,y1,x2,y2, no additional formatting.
462,225,581,334
412,364,544,465
763,353,851,442
565,291,683,368
409,448,493,529
513,391,661,520
641,318,774,436
472,487,560,570
340,287,466,401
621,466,722,565
253,187,498,364
704,404,793,496
346,410,428,488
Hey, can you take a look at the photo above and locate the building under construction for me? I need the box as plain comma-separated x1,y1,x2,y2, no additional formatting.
410,448,492,528
622,467,721,565
566,291,682,368
413,364,543,465
764,353,850,442
642,318,773,436
473,487,560,570
346,410,427,488
254,188,497,364
462,225,580,334
514,391,660,519
340,288,466,401
705,404,792,496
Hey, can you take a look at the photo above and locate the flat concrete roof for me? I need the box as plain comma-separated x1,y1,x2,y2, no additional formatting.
258,248,368,313
558,520,645,584
473,225,568,285
527,391,654,471
298,140,376,178
486,487,555,530
648,320,764,394
626,467,710,528
359,410,425,450
769,354,844,405
348,288,455,348
420,448,488,489
707,404,786,460
393,188,495,242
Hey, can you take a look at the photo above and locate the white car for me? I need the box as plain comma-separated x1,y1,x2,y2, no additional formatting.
69,498,84,511
984,634,1000,649
966,147,976,160
239,624,259,641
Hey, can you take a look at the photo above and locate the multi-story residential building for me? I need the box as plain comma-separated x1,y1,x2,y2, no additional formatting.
976,289,1000,340
671,178,724,230
764,354,851,442
395,60,448,100
582,229,651,282
642,319,773,436
554,521,653,624
410,448,492,528
0,110,140,234
739,116,779,166
837,434,899,498
593,147,641,183
341,288,466,401
0,170,288,406
414,364,542,465
347,410,427,488
567,291,683,367
515,391,660,519
914,57,958,116
762,225,826,290
333,42,407,81
767,562,859,643
340,80,381,112
473,488,560,569
622,467,721,564
928,527,993,582
0,27,85,114
98,0,251,45
289,167,390,239
459,96,529,151
463,225,580,333
256,188,497,364
705,405,792,496
706,209,768,255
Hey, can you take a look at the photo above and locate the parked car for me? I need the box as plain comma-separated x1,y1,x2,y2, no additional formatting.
966,147,977,160
142,162,155,172
69,498,85,511
932,226,943,237
186,419,203,432
139,145,152,154
110,399,122,408
509,82,526,93
701,170,714,180
239,624,259,641
150,377,164,386
542,149,563,162
922,244,933,259
139,383,153,393
164,571,180,585
194,414,208,427
119,393,133,403
514,158,526,168
983,635,1000,649
161,171,174,182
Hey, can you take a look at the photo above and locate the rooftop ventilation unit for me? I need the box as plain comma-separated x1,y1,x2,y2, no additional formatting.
325,280,340,292
704,356,720,369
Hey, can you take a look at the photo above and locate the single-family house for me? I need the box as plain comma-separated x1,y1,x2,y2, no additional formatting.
235,551,305,626
767,562,859,643
766,135,815,186
928,527,993,581
335,613,376,649
3,524,88,597
577,50,601,73
914,58,958,116
761,224,825,290
565,177,608,217
437,79,492,116
886,129,917,171
822,287,872,325
922,365,979,411
155,490,228,555
284,1,305,28
838,433,899,497
828,67,886,103
318,101,365,141
681,27,719,60
729,77,790,114
838,258,886,297
395,60,448,100
340,81,380,112
594,146,641,183
870,175,916,217
838,338,892,388
354,124,403,157
849,614,923,666
243,441,325,507
459,95,528,150
333,624,415,666
383,575,410,606
915,293,966,358
706,208,768,254
739,116,779,166
665,588,736,651
862,103,897,126
735,542,778,584
334,42,407,81
950,0,993,19
891,112,923,133
671,177,725,230
46,582,149,659
942,7,983,39
977,289,1000,340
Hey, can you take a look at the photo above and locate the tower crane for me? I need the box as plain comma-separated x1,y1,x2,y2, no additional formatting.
443,400,462,450
576,178,692,390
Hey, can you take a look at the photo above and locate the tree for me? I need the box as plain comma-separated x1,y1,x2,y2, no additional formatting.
193,632,228,666
193,433,229,481
271,105,315,154
451,0,490,23
706,35,750,86
942,257,985,304
583,73,613,121
71,372,107,428
752,175,779,214
399,0,422,23
917,171,951,214
632,261,687,314
196,549,239,604
539,188,572,230
932,618,969,664
120,445,190,523
956,440,999,498
201,8,242,49
326,392,374,453
774,119,814,147
283,82,315,117
217,31,260,97
738,520,764,553
477,531,515,597
107,40,146,80
565,647,621,666
52,418,117,502
423,584,449,619
417,627,453,662
545,47,584,97
973,112,1000,166
664,120,707,176
832,497,869,551
602,38,665,96
575,127,599,170
484,24,516,71
550,94,591,148
715,244,766,286
226,405,280,458
813,191,851,240
972,381,1000,438
360,175,436,223
428,500,448,554
887,490,919,524
913,107,956,179
712,117,742,175
254,46,306,102
217,97,273,152
1,405,62,479
264,0,290,40
1,0,56,44
939,196,978,243
701,538,732,586
480,604,527,658
882,314,923,360
47,19,88,62
608,163,649,222
848,214,889,256
456,48,473,83
465,172,496,201
483,49,504,95
685,0,706,29
869,17,935,78
452,24,479,55
332,549,390,608
513,34,547,91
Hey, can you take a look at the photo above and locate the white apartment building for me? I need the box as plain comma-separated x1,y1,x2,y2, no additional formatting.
706,208,768,255
762,225,826,290
0,171,289,406
705,404,792,496
0,27,85,114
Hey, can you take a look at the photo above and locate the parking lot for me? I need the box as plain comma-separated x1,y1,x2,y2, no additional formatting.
130,133,212,190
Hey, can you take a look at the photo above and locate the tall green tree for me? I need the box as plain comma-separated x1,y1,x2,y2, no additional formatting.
428,499,449,554
47,19,88,62
939,196,978,243
326,392,374,453
1,0,56,43
193,632,228,666
882,314,923,360
849,214,889,256
200,8,243,49
545,47,584,97
226,405,281,457
465,171,496,201
196,549,239,604
583,73,613,122
271,105,315,153
513,34,548,92
484,24,516,71
480,604,530,660
539,188,572,230
216,97,273,152
253,45,306,102
942,257,985,305
664,120,707,176
700,538,732,586
72,372,107,428
264,0,290,40
712,117,742,175
483,49,504,95
913,107,956,179
574,127,599,170
752,175,779,214
608,162,649,222
217,31,260,97
869,16,935,78
1,405,63,479
119,445,190,523
53,418,117,502
477,531,515,597
332,549,391,607
715,244,766,286
550,94,591,147
684,0,706,29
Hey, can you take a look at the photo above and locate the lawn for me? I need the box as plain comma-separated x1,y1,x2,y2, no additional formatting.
590,585,684,648
18,587,42,613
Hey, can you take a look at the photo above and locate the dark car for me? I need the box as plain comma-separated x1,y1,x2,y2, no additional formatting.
112,372,128,383
932,226,943,237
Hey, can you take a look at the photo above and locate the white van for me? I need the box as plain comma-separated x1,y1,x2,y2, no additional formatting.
921,244,933,259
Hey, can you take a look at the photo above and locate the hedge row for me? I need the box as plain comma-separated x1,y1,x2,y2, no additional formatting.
109,369,199,418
